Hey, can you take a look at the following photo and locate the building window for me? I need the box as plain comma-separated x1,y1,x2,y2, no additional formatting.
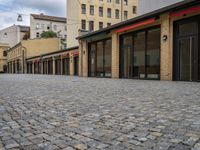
3,51,7,57
107,8,112,18
107,23,111,27
65,25,67,31
89,21,94,31
81,20,86,30
99,22,103,30
133,6,137,14
107,0,111,3
124,11,128,20
81,4,86,14
116,0,120,4
36,23,40,29
53,25,57,30
99,7,103,17
124,0,128,5
36,32,40,38
41,24,45,29
47,25,50,30
90,5,94,15
115,9,119,19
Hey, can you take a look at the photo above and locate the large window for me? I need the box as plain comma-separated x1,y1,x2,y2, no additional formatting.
88,39,112,77
120,27,161,80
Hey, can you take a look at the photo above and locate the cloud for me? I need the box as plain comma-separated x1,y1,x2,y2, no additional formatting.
0,0,66,30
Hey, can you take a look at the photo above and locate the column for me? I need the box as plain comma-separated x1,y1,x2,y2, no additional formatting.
80,40,88,77
160,14,172,81
53,57,56,75
111,32,120,78
41,60,43,74
60,57,63,75
70,54,74,76
47,60,49,75
32,62,35,74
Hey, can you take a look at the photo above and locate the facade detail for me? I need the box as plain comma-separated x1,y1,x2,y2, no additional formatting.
0,25,30,47
30,14,67,49
78,0,200,82
26,47,79,76
0,43,9,73
67,0,138,48
7,38,61,74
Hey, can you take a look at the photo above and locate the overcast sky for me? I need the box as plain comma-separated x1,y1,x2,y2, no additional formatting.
0,0,66,30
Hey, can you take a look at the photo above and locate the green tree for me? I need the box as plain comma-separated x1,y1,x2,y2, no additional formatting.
40,31,57,38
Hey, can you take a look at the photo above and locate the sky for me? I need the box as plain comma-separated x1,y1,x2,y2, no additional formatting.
0,0,66,30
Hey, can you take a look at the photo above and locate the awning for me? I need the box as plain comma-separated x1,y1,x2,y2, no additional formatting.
170,5,200,18
115,18,156,33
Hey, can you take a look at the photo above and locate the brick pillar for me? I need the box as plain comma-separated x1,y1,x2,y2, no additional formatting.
160,14,172,81
80,40,88,77
53,57,56,75
111,32,120,78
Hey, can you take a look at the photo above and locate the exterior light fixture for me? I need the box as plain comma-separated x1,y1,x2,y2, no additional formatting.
162,35,168,42
17,14,23,22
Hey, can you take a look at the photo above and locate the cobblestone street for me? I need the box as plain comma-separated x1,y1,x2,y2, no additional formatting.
0,74,200,150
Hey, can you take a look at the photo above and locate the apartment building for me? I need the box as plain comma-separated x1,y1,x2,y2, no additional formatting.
138,0,184,15
78,0,200,82
0,25,30,47
30,14,67,49
67,0,138,47
0,43,9,73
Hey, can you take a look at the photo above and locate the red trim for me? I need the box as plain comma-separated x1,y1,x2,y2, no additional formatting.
72,52,79,56
115,18,156,33
170,5,200,18
61,53,69,58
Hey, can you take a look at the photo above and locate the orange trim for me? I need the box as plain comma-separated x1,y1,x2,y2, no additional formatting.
170,5,200,18
115,18,156,33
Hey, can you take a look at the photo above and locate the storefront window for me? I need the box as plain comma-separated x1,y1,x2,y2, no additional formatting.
96,41,104,77
146,28,160,79
133,32,145,78
104,39,112,77
122,36,132,78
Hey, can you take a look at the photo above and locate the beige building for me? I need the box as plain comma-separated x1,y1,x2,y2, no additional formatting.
30,14,67,49
7,38,61,74
0,43,9,73
0,25,29,47
67,0,138,47
78,0,200,82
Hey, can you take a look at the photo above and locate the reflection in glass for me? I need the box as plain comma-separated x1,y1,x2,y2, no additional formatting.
104,39,112,77
180,38,191,81
123,36,132,78
89,44,96,77
133,32,145,78
96,41,104,77
146,28,160,79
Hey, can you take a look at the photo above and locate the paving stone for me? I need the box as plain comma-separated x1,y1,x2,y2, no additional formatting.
0,74,200,150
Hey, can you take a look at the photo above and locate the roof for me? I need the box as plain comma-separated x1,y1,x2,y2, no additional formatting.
26,46,79,60
77,0,200,40
31,14,66,23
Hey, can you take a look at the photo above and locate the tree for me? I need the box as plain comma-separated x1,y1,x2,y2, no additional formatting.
40,31,57,38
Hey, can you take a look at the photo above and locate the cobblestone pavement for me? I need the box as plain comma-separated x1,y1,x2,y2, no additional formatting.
0,74,200,150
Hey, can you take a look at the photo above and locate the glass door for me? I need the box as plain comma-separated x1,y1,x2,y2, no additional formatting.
104,39,112,77
174,18,199,81
89,43,96,77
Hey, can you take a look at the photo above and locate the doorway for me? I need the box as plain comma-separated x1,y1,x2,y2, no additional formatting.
174,16,199,81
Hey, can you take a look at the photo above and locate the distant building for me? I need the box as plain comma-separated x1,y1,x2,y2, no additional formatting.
67,0,138,48
138,0,184,15
30,14,67,49
0,43,9,73
7,38,61,74
0,25,30,47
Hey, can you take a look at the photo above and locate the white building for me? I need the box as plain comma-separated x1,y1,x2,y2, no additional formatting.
138,0,184,15
0,25,30,47
30,14,67,41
